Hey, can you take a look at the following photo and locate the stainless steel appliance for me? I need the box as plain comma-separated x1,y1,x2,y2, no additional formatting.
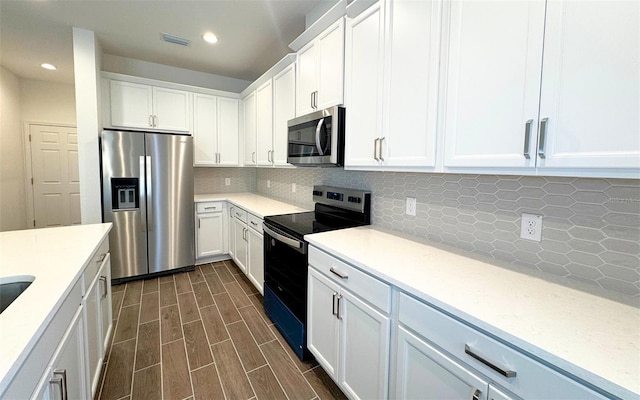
101,130,195,283
287,106,345,167
262,185,370,360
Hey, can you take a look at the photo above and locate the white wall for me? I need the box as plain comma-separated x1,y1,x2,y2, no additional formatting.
103,54,251,93
72,28,102,224
20,79,76,124
0,67,27,231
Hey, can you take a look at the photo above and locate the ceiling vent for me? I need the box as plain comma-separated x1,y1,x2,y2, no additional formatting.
160,33,191,47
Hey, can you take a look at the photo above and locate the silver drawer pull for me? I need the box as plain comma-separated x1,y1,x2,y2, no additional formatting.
53,369,68,400
204,207,217,210
523,119,533,159
96,253,106,264
100,276,108,299
250,221,258,226
472,389,481,400
329,267,348,279
465,344,517,378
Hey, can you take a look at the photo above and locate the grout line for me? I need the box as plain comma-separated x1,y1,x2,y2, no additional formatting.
157,278,164,400
128,282,143,399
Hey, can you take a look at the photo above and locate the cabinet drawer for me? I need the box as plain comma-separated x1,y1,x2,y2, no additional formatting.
397,293,607,399
196,201,223,214
231,207,247,223
309,246,391,313
83,239,109,292
247,213,263,232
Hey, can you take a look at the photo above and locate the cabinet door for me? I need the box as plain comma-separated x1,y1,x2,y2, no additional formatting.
383,0,441,167
395,326,489,400
317,18,345,110
228,208,236,259
256,81,274,166
233,218,248,273
443,1,545,168
193,93,218,166
272,64,295,166
217,97,240,166
110,81,153,129
344,1,385,168
84,273,102,397
243,92,257,165
33,307,88,400
296,40,318,116
247,228,264,295
99,255,113,355
537,0,640,170
307,268,340,379
152,87,190,132
197,213,224,258
339,289,390,400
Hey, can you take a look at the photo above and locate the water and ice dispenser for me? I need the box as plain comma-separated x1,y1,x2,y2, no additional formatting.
111,178,139,210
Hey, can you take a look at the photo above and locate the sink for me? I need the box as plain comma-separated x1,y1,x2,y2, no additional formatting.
0,275,35,314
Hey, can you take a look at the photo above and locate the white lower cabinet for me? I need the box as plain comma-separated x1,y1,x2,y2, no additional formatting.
196,202,225,261
33,306,87,400
246,222,264,295
229,206,265,294
395,325,490,400
232,214,248,273
307,250,391,400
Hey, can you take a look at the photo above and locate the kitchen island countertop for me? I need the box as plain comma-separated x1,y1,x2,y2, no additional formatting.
306,226,639,399
0,223,112,393
195,193,309,217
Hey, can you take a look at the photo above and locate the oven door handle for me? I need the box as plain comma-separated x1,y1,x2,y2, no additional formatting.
315,118,325,156
263,223,305,251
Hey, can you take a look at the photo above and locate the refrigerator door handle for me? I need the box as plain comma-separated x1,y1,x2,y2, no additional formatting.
146,156,153,231
139,156,147,232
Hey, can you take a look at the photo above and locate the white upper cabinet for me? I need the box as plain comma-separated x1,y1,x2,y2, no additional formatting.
296,18,345,115
272,64,296,166
243,91,257,166
537,0,640,171
109,80,191,133
345,0,441,169
442,0,545,168
442,0,639,176
193,94,239,166
256,81,274,166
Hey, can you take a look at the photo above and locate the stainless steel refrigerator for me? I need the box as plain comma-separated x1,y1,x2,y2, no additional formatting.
101,130,194,282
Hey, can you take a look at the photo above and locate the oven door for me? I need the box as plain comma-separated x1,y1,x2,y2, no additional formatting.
263,222,310,360
287,106,344,166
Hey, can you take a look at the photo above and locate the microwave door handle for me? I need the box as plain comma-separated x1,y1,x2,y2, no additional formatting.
315,118,325,156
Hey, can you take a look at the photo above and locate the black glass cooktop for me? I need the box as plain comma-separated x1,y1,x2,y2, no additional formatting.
264,204,369,239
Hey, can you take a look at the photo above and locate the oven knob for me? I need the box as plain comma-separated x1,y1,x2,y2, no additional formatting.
271,239,276,246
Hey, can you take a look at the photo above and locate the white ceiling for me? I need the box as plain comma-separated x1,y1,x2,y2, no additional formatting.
0,0,330,85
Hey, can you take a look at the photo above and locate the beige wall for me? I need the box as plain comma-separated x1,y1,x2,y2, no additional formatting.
0,66,27,231
20,79,76,124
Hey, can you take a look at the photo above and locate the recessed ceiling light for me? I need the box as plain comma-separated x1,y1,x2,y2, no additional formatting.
202,32,218,44
41,63,57,70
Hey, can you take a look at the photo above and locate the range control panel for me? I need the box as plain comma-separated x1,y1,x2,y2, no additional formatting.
313,185,371,213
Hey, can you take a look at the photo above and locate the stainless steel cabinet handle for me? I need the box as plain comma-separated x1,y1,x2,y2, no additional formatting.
198,217,201,229
235,212,242,218
154,115,159,127
315,119,325,156
96,253,106,264
53,369,68,400
310,92,314,109
379,137,385,161
332,292,338,316
250,221,258,227
464,344,517,378
252,151,256,164
50,376,63,400
329,267,348,280
100,276,108,299
336,294,343,320
373,138,380,161
204,207,217,211
148,115,154,127
472,389,481,400
523,119,533,159
537,117,548,159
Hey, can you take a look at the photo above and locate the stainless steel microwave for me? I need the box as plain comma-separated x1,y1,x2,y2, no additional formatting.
287,106,345,167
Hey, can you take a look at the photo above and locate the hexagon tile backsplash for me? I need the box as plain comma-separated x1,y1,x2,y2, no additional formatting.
255,168,640,298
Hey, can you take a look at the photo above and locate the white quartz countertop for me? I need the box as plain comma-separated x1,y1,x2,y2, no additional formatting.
0,223,112,391
194,193,309,217
305,226,639,399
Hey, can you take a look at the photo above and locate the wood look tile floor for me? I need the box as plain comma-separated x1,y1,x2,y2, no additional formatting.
97,260,347,400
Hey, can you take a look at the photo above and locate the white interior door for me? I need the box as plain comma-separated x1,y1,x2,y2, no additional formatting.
29,124,81,228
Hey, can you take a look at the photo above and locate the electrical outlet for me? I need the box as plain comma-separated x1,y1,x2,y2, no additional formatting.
292,183,296,193
406,197,417,216
267,180,271,188
225,178,230,186
520,213,542,242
